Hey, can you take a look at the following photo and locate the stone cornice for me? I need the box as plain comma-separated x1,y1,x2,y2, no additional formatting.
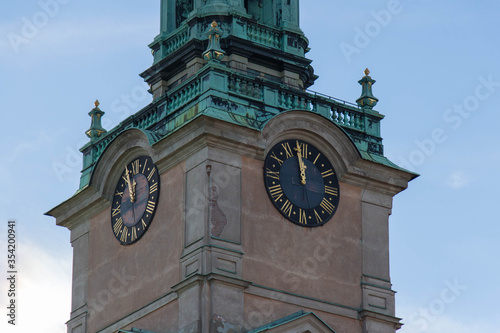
171,273,251,296
45,186,108,231
344,158,417,197
97,292,178,333
246,283,360,320
359,309,403,330
153,115,265,174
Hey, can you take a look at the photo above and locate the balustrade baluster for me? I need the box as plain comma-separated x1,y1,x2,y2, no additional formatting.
337,110,344,124
355,114,362,129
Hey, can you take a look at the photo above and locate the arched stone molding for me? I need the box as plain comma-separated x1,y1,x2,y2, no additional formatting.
261,110,361,182
90,129,156,202
262,110,416,196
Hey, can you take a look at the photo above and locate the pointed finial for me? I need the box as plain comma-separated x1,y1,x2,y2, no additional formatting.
356,70,379,111
86,99,107,140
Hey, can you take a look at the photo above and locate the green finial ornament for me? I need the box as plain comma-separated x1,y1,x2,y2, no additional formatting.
203,21,226,61
356,68,379,110
85,100,107,140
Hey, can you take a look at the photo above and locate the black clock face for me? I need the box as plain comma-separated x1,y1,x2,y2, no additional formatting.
111,155,160,245
263,139,340,227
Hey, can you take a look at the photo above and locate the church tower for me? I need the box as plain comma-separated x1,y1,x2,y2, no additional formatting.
47,1,417,333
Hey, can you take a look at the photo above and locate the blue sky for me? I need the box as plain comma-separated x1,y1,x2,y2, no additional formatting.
1,1,499,332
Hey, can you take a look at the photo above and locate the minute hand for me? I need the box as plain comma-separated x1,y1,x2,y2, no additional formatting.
125,166,136,202
295,141,307,185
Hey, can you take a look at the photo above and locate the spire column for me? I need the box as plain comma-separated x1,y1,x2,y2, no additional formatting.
85,100,107,141
356,68,379,111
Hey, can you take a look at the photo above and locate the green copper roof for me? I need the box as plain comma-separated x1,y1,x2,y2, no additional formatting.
78,1,413,189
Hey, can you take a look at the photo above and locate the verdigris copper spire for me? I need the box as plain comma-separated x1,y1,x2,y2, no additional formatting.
85,100,107,140
203,21,225,61
356,68,379,110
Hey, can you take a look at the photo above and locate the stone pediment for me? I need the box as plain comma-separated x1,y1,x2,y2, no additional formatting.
248,311,337,333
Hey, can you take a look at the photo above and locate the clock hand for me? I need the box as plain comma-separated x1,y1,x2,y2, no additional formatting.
295,141,307,185
125,166,135,203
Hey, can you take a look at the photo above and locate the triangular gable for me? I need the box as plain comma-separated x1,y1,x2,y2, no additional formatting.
248,311,337,333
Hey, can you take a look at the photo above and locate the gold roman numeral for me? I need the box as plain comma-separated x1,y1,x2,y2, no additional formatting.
313,153,321,165
141,219,147,229
115,190,124,197
268,184,283,202
320,198,335,215
299,209,307,224
149,182,158,194
113,217,123,235
270,152,283,166
146,200,156,214
112,205,121,217
281,200,293,217
120,226,128,243
142,159,148,174
314,209,323,223
325,185,339,196
131,159,140,175
266,168,280,180
131,227,137,242
321,169,334,178
299,142,308,158
147,167,156,181
282,142,294,158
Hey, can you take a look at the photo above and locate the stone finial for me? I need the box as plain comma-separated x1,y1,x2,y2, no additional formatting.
356,68,379,110
203,21,225,61
85,99,107,140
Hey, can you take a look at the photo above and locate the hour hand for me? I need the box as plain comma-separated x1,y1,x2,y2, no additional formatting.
125,166,136,202
295,141,307,185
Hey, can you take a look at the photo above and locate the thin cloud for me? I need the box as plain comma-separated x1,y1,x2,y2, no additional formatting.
0,239,71,333
446,171,470,189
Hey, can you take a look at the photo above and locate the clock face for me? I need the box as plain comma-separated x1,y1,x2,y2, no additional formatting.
263,139,340,227
111,155,160,245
